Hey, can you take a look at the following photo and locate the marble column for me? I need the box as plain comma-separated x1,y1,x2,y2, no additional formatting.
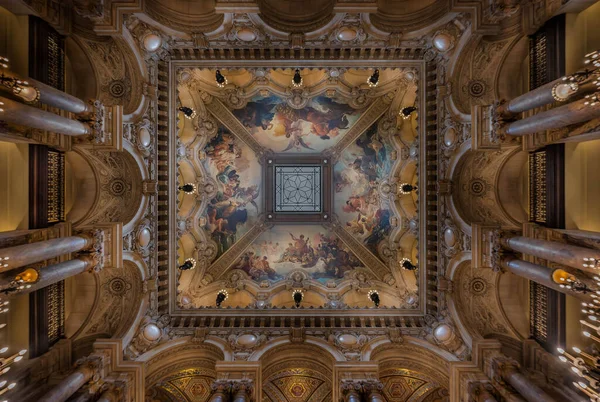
0,256,96,295
0,233,95,273
232,381,252,402
341,382,362,402
494,360,556,402
500,256,593,302
468,382,498,402
96,384,124,402
366,388,385,402
501,235,600,274
0,70,93,115
498,79,571,117
38,357,101,402
209,381,231,402
0,95,91,136
503,96,600,136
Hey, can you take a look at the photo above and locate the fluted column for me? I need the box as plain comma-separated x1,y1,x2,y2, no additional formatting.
501,235,600,274
209,380,231,402
500,256,593,302
0,70,93,115
492,358,556,402
468,382,498,402
38,357,102,402
0,232,99,272
503,96,600,136
0,256,98,295
0,96,91,136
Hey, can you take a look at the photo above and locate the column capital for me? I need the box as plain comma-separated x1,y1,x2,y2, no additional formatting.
77,229,105,272
74,354,105,379
211,379,232,393
468,382,497,401
490,356,520,383
231,379,254,395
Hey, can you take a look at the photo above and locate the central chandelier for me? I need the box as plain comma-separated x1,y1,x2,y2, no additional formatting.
553,49,600,104
0,56,40,103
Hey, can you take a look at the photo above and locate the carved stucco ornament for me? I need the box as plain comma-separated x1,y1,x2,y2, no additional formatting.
328,332,369,361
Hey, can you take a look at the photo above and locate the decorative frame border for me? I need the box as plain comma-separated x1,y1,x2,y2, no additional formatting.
164,58,431,327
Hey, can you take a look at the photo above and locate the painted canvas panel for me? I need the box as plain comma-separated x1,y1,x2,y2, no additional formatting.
334,122,392,261
203,127,262,257
232,94,363,153
233,225,363,283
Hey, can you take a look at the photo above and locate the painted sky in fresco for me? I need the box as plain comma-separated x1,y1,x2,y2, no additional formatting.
233,225,363,284
203,127,262,258
334,122,392,262
232,94,363,153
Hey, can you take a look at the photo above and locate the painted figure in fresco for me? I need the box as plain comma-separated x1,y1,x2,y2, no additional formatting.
204,129,260,257
234,252,280,280
335,123,392,256
233,96,277,130
234,95,361,152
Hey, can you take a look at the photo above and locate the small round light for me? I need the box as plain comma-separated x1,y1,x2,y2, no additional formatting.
0,347,7,353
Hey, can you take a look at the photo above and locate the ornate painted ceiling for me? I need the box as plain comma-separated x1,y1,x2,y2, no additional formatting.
30,0,557,399
174,67,421,312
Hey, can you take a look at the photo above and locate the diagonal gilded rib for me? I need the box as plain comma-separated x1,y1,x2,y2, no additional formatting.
202,94,265,156
205,221,271,281
329,220,390,282
325,97,391,158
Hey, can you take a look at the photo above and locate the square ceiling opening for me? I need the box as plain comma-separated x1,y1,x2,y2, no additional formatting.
274,165,322,213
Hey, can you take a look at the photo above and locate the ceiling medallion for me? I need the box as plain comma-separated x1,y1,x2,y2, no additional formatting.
467,79,486,98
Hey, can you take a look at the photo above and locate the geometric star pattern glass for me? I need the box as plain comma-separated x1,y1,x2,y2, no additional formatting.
274,166,321,212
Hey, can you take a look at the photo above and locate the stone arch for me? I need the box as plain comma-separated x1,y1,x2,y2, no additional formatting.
452,148,522,228
370,341,451,401
260,343,335,402
65,149,98,226
70,261,144,348
452,260,521,341
73,147,143,228
143,342,225,401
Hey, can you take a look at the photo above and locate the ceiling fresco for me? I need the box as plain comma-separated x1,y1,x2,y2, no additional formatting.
202,127,262,258
334,119,394,262
231,93,364,153
238,225,364,284
175,67,420,312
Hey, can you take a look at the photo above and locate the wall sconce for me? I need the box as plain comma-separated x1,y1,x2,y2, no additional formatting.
400,258,417,271
178,106,197,120
178,258,197,271
216,289,229,307
398,183,417,195
292,289,304,308
178,183,197,194
215,70,227,88
367,69,379,87
400,106,417,120
368,290,380,307
292,69,303,88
